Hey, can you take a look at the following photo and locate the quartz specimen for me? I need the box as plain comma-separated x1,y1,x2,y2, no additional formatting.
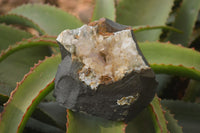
54,18,157,122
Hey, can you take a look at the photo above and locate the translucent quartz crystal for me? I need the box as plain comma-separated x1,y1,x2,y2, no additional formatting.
57,25,149,90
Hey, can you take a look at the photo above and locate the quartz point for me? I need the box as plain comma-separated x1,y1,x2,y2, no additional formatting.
54,18,157,122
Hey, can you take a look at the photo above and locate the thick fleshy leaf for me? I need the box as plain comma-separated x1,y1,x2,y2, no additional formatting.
182,80,200,102
168,0,200,46
36,102,67,130
161,100,200,133
0,46,51,97
44,90,56,101
9,4,83,35
116,0,174,41
164,110,183,133
0,24,33,104
0,23,32,51
133,25,182,33
0,54,61,133
139,42,200,80
149,96,168,132
126,96,168,133
31,107,60,128
155,74,172,97
0,14,45,35
91,0,116,21
67,110,126,133
0,36,57,62
0,25,51,98
126,108,155,133
25,117,64,133
31,102,66,130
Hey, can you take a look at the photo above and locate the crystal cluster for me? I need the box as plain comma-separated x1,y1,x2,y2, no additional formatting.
54,18,157,122
57,25,149,90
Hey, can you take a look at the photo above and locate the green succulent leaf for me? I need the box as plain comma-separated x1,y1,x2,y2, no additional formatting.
164,110,183,133
0,24,33,105
161,100,200,133
168,0,200,46
0,24,32,51
126,96,168,133
0,24,51,99
126,107,155,133
67,110,126,133
133,25,182,33
182,80,200,102
9,4,83,35
31,107,61,128
116,0,174,41
36,102,67,130
31,102,67,130
25,117,64,133
0,36,57,62
149,96,168,133
155,74,172,97
0,14,45,35
0,54,61,133
139,42,200,80
91,0,116,21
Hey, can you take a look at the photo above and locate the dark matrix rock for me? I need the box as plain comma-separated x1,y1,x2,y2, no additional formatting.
54,18,157,122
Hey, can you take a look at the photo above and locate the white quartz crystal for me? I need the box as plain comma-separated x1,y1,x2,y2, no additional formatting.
57,25,149,90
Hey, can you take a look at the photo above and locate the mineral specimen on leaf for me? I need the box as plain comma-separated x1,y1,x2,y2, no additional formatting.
54,18,157,122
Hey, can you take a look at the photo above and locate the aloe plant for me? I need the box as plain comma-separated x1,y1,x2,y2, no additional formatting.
0,0,200,132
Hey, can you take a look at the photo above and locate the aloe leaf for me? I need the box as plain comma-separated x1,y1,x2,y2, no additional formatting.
31,102,67,130
155,74,172,97
0,36,57,62
0,24,33,104
25,117,64,133
164,110,183,133
0,23,32,50
149,96,168,133
91,0,116,21
0,46,51,97
161,100,200,133
0,14,45,35
126,108,155,133
151,64,200,81
9,4,83,35
44,90,56,101
36,102,67,130
133,25,182,33
139,42,200,80
31,107,60,128
67,110,126,133
0,25,51,98
126,96,168,133
182,80,200,102
116,0,174,41
0,54,61,133
168,0,200,46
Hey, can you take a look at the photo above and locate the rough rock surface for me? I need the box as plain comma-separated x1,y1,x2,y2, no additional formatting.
54,18,157,122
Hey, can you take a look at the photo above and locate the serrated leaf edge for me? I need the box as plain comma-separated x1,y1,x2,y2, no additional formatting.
149,96,169,133
0,36,57,62
0,55,57,132
10,3,83,24
133,25,182,33
0,13,46,35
